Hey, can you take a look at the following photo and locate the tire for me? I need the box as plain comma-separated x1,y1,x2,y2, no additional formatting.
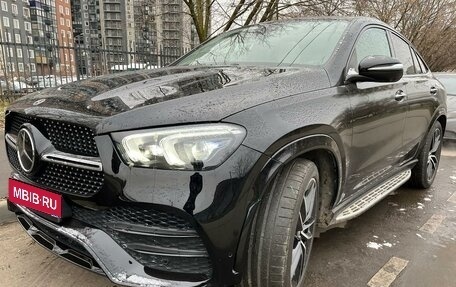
409,121,443,189
242,159,319,287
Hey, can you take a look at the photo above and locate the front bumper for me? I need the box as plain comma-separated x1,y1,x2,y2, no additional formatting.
9,201,210,287
4,110,270,286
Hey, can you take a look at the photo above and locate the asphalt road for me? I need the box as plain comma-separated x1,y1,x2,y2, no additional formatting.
0,139,455,286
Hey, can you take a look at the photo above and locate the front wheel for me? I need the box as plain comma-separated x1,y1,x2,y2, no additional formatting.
410,121,443,189
242,159,319,287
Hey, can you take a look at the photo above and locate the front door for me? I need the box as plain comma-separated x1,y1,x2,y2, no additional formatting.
344,27,408,197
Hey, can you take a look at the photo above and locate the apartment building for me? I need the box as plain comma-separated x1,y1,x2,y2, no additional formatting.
133,0,198,64
71,0,102,75
71,0,199,70
98,0,135,67
29,0,58,75
0,0,36,77
55,0,75,75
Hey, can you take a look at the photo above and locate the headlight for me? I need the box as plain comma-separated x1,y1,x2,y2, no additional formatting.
111,124,246,170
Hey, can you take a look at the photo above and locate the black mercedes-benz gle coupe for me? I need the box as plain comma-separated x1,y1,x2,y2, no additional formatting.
6,17,446,286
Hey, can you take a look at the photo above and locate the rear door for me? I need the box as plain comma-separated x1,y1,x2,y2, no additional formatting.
344,27,409,195
389,33,440,161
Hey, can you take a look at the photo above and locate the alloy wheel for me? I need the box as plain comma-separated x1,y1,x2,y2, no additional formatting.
290,178,318,287
427,128,441,181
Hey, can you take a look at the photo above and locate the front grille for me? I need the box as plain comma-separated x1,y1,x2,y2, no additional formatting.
7,112,99,157
6,111,104,197
7,145,104,197
72,205,213,280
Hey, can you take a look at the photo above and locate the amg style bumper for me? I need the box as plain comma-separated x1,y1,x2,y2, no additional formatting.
9,201,211,287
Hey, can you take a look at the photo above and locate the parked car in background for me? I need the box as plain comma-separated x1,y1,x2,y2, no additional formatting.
435,73,456,140
0,80,34,94
5,17,446,287
24,75,63,90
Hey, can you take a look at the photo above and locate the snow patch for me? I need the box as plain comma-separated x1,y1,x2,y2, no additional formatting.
367,242,383,250
367,240,394,250
416,233,425,239
115,273,169,286
424,198,431,202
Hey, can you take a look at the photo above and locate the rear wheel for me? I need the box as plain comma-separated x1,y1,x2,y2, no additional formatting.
410,121,443,189
243,159,319,287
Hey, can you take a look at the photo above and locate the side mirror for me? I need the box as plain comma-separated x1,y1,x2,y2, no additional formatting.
345,56,404,84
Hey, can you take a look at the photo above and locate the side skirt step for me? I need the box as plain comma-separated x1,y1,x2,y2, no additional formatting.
332,169,411,224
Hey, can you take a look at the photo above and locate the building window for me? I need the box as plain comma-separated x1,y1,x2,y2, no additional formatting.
65,7,70,15
23,7,30,17
59,5,63,13
13,19,20,29
1,1,7,12
15,34,21,43
18,63,24,72
11,4,17,14
2,16,10,27
29,49,34,58
27,35,33,44
60,18,64,25
31,63,36,72
61,30,65,38
25,22,31,32
66,19,71,27
17,48,23,58
4,32,11,42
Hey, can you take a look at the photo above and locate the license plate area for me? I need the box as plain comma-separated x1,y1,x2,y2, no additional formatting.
8,178,71,222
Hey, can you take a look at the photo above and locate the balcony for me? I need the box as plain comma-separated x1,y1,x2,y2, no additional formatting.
35,56,48,64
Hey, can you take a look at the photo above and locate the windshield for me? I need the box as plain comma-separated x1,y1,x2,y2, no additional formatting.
176,20,349,67
436,75,456,95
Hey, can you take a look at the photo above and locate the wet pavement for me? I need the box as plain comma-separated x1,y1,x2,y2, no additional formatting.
0,140,455,286
306,142,456,287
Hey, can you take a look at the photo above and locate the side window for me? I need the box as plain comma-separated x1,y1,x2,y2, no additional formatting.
390,34,415,75
416,53,428,73
410,51,422,74
350,28,391,71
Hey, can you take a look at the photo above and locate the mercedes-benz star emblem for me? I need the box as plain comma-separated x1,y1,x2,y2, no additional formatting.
17,128,36,173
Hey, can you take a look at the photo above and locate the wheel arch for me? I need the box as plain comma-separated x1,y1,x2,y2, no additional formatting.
234,132,345,274
437,114,447,136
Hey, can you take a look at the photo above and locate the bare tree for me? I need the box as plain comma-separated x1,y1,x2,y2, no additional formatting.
184,0,325,42
184,0,456,71
353,0,456,71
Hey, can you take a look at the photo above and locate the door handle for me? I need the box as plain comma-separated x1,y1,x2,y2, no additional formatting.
430,86,438,95
395,90,407,101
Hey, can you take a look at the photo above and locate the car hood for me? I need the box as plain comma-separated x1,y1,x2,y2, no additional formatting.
8,65,330,133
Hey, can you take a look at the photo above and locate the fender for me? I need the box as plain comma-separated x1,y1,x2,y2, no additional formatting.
233,133,345,273
419,105,447,152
